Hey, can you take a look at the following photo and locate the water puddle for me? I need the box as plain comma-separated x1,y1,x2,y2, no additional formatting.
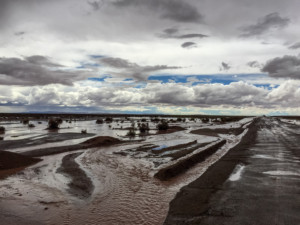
263,171,300,176
229,164,245,181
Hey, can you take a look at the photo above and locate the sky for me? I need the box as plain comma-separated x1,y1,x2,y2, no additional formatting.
0,0,300,115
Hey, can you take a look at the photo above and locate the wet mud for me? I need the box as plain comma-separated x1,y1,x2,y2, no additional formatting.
57,152,94,199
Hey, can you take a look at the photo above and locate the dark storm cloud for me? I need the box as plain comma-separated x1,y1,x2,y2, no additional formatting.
14,31,25,36
177,34,208,39
163,28,178,35
0,56,88,86
87,0,104,11
240,12,290,37
99,57,181,80
112,0,203,23
159,28,208,39
181,42,197,48
247,61,261,69
101,57,138,69
219,62,231,71
288,42,300,49
25,55,62,67
262,55,300,79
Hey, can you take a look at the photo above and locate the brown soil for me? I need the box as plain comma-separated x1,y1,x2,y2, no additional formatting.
0,151,41,179
155,139,227,181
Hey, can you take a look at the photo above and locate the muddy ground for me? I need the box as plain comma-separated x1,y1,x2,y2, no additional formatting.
0,115,259,225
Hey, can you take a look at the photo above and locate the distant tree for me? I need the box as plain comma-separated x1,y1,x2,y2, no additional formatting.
28,123,35,128
105,117,113,123
48,118,62,130
0,126,5,134
96,119,104,124
22,118,29,124
157,120,169,131
139,123,149,133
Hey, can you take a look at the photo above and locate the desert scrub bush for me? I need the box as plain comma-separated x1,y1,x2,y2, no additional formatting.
139,123,149,133
105,117,113,123
126,128,136,137
177,117,182,122
157,120,169,131
141,118,147,122
151,117,160,123
96,119,104,124
0,126,5,134
201,117,209,123
81,129,87,134
28,123,35,128
21,118,29,124
48,117,62,130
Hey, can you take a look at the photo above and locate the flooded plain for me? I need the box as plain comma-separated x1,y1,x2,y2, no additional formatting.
0,116,254,225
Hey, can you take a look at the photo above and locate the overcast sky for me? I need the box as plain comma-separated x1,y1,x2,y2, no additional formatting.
1,0,300,115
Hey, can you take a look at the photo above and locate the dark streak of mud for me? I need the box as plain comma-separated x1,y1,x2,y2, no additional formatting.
57,152,94,199
190,127,244,137
155,139,227,181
